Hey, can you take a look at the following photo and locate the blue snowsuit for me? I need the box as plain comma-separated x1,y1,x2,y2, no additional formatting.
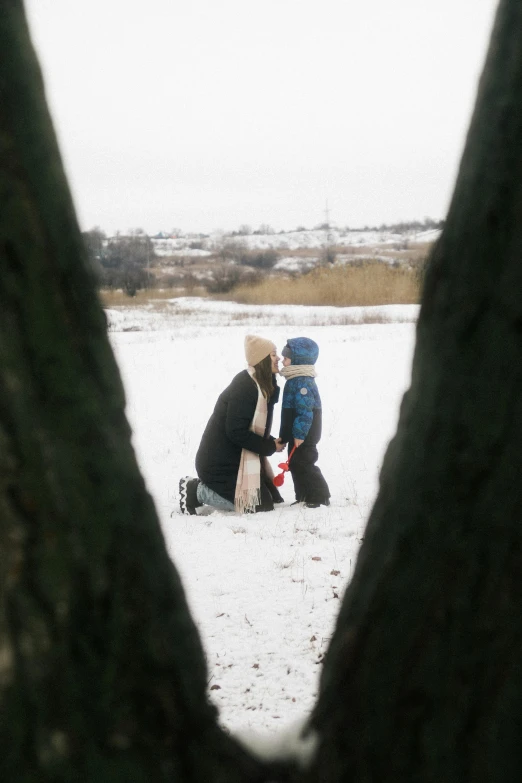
279,338,330,505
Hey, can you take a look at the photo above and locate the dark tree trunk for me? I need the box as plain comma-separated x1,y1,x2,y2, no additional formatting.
2,0,522,781
308,1,522,780
0,4,271,782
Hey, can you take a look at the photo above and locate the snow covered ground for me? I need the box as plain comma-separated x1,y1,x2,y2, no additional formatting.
108,298,419,738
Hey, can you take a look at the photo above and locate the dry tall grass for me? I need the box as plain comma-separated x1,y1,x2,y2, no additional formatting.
99,261,421,309
219,262,421,307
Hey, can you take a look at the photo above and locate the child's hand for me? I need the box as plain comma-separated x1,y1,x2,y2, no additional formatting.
294,439,304,448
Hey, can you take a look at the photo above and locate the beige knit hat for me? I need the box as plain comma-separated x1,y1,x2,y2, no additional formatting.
244,334,276,367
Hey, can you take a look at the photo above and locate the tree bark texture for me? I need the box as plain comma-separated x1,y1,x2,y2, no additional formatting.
0,4,273,781
308,1,522,781
2,0,522,781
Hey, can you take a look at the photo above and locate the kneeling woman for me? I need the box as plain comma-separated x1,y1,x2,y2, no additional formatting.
179,335,285,515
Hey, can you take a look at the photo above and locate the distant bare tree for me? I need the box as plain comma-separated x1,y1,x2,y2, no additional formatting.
101,232,154,295
82,226,106,263
213,236,248,264
239,249,279,270
204,264,243,293
256,223,275,235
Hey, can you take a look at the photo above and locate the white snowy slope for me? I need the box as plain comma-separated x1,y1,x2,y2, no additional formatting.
150,227,441,257
108,300,417,736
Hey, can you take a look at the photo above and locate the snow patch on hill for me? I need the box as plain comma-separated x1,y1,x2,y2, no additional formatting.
150,228,441,257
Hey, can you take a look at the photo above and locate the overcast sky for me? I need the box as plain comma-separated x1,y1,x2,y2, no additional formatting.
24,0,499,235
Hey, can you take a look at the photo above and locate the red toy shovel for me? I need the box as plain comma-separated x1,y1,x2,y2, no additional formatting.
273,445,297,486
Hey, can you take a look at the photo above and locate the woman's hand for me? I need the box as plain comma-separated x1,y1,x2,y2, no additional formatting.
274,438,286,452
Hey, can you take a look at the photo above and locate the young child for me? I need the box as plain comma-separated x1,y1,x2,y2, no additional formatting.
279,337,330,508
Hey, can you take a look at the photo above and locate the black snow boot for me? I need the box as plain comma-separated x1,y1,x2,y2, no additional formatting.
179,476,202,515
305,499,330,509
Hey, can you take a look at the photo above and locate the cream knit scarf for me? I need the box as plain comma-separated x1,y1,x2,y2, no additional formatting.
235,366,271,514
279,365,317,380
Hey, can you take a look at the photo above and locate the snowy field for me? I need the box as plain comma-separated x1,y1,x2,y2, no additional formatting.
108,298,419,739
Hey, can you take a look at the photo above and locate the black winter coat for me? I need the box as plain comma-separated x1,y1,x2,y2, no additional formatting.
195,370,280,503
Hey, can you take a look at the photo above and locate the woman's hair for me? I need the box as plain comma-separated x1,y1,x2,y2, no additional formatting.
253,354,274,400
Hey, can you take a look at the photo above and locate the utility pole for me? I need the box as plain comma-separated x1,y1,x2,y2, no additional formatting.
146,233,151,288
323,199,335,264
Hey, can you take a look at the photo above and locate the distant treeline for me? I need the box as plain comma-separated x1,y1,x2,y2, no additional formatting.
86,217,444,244
82,217,443,297
227,217,445,237
351,217,444,233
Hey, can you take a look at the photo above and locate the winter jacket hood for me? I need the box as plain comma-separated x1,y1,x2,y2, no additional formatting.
286,337,319,366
